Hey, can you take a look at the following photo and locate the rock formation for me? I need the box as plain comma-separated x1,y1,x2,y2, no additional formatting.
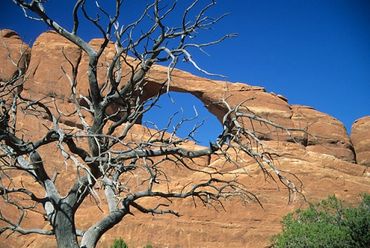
0,29,30,82
351,116,370,166
0,29,369,248
20,30,357,162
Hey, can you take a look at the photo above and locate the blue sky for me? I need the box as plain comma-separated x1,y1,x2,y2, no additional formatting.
1,0,369,145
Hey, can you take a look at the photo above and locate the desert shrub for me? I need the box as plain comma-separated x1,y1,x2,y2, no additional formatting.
111,238,128,248
272,194,370,248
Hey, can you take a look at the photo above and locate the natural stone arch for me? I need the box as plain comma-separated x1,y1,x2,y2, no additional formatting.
142,91,222,146
18,31,356,162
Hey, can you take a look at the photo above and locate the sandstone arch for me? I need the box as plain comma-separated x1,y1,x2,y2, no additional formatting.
19,31,356,162
142,91,222,145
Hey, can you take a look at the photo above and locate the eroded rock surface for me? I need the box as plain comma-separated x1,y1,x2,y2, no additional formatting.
24,31,82,98
0,29,30,82
351,116,370,166
0,30,369,248
4,30,357,163
291,105,354,162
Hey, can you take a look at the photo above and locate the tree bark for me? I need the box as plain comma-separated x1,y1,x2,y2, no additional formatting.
80,210,127,248
53,201,79,248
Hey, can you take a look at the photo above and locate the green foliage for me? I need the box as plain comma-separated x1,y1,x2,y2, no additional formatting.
111,238,128,248
110,238,154,248
273,194,370,248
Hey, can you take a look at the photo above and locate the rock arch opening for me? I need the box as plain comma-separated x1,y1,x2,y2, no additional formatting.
142,92,222,146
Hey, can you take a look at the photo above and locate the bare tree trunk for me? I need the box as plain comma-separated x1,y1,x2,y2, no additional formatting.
53,202,79,248
80,210,127,248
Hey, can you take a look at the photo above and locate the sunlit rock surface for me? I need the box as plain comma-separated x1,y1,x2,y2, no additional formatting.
351,116,370,166
0,29,30,82
0,30,369,248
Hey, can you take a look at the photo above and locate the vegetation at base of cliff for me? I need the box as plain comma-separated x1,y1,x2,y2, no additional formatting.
272,194,370,248
111,238,128,248
110,238,153,248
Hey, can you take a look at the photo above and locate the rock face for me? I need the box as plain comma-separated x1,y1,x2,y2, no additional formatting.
11,30,357,162
0,29,30,82
24,31,81,98
351,116,370,166
0,30,369,248
291,105,355,162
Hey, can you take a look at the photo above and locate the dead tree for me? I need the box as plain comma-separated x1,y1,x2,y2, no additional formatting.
0,1,301,247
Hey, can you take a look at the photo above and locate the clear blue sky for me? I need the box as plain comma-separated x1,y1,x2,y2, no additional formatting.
1,0,369,145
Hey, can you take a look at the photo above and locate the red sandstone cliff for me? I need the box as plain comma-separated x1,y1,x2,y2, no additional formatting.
0,29,369,248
